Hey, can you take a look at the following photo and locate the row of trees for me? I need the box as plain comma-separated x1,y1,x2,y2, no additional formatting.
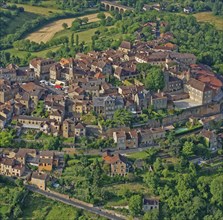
13,36,69,52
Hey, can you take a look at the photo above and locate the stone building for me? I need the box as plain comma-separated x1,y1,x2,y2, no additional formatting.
185,78,212,104
30,172,48,190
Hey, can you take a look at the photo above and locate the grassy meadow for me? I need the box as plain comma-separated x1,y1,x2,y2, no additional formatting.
193,12,223,31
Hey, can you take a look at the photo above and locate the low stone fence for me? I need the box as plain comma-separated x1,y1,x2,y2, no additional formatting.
46,188,94,208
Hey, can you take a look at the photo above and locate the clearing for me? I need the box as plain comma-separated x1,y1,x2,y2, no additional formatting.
193,12,223,31
5,46,61,59
13,3,63,15
26,12,110,43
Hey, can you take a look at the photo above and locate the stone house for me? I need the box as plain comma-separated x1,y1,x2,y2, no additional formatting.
49,109,64,124
49,63,63,81
30,171,48,190
0,107,13,128
140,127,166,146
72,99,92,114
134,90,151,110
15,148,37,165
143,198,159,211
15,92,33,114
0,83,13,103
30,58,55,80
151,92,168,110
91,60,113,76
74,122,86,137
103,152,131,176
38,150,55,172
0,157,25,177
62,119,75,138
114,66,138,81
113,129,139,149
184,78,213,104
20,82,46,105
118,41,132,54
16,115,49,129
93,95,124,119
200,129,218,150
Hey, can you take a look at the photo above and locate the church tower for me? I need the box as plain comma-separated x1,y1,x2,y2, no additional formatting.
69,58,75,81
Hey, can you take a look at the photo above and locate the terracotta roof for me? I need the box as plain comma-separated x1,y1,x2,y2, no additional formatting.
21,82,44,93
30,58,43,68
103,153,128,164
94,72,105,79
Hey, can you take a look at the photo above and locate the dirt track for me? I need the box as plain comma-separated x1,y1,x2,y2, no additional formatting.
26,13,109,43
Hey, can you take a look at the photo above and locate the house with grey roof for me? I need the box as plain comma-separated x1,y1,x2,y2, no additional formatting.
93,95,124,118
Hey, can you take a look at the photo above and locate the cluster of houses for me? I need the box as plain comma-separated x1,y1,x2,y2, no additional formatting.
0,26,222,185
0,148,64,190
0,32,223,149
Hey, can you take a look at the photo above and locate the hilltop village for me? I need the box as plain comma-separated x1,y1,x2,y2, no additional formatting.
0,24,223,218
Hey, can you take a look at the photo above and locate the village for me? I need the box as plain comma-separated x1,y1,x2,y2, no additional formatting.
0,26,223,217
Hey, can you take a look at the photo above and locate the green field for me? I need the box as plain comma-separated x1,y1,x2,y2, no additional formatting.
5,46,61,59
126,150,150,160
193,12,223,31
53,27,99,43
13,3,63,15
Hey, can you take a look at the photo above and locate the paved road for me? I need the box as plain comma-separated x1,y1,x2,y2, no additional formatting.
26,185,126,220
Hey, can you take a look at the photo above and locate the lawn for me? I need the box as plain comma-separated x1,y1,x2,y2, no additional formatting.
4,46,61,60
12,3,63,15
125,150,149,160
53,27,99,43
193,12,223,31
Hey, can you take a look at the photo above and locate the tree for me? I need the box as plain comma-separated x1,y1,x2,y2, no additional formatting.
97,12,106,20
0,130,14,147
82,17,89,24
210,175,223,207
76,34,79,46
44,136,62,150
143,209,159,220
62,23,68,29
71,21,80,31
182,141,194,157
70,33,74,47
113,109,133,126
143,67,164,91
129,195,142,216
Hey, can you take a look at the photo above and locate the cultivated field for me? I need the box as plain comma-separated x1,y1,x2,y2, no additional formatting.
194,12,223,31
26,12,110,43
